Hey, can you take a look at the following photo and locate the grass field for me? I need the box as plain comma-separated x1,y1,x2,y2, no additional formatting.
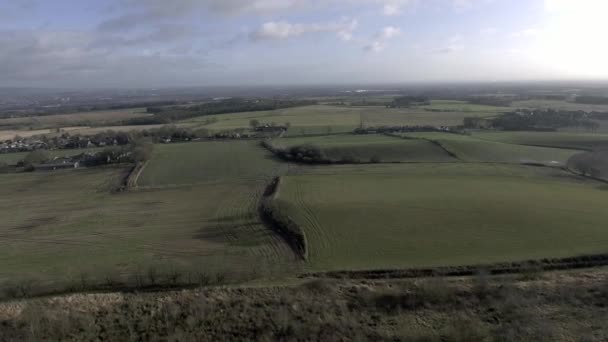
399,132,580,165
420,100,511,113
0,147,105,166
472,131,608,150
0,142,298,292
180,104,500,136
274,163,608,271
269,134,456,163
138,141,287,187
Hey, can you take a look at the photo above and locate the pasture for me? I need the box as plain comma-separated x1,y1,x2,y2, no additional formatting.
472,131,608,150
274,163,608,271
0,142,298,293
181,104,500,135
399,132,580,165
269,134,456,163
138,141,287,187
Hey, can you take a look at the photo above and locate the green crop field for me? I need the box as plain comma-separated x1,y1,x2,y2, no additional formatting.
274,163,608,271
269,134,456,163
0,142,298,293
399,132,580,165
472,131,608,150
138,141,287,187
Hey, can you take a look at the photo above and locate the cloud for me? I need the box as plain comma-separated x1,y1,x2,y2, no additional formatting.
364,41,385,52
432,35,464,53
364,26,402,52
379,26,401,39
509,28,541,38
251,19,358,41
480,27,497,35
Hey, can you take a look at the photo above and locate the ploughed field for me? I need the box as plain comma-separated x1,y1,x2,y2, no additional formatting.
273,163,608,271
0,141,297,294
268,134,456,163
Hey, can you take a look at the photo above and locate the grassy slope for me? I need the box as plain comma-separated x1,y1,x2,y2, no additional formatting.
0,142,297,290
269,134,457,163
401,132,580,164
275,163,608,271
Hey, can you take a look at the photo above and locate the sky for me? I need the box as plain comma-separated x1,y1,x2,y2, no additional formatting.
1,0,608,88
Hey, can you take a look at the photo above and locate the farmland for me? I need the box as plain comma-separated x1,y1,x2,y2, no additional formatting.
0,144,297,293
472,131,608,150
268,134,456,163
0,108,150,130
138,141,287,187
273,163,608,271
181,104,500,135
398,132,581,165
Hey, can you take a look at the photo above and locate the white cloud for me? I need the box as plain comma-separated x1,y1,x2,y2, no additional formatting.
251,19,358,41
432,35,464,53
480,27,497,35
509,28,541,39
364,41,385,52
379,26,401,39
365,26,402,52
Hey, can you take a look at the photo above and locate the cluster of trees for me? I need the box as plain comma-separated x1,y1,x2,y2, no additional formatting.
568,150,607,179
146,98,316,122
262,141,330,164
386,96,430,108
487,110,600,131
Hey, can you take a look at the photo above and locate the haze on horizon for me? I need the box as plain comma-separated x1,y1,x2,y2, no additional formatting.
1,0,607,88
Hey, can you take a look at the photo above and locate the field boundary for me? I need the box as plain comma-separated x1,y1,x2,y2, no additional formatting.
259,176,308,260
304,253,608,279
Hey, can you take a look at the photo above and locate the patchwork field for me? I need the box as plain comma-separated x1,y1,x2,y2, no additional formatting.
274,163,608,271
269,134,456,163
399,132,580,165
138,141,287,187
0,142,298,293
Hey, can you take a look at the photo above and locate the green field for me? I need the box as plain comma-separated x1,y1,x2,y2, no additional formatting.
472,131,608,150
274,163,608,271
269,134,456,163
0,143,297,291
138,141,286,187
399,132,580,165
181,104,500,136
0,147,105,166
420,100,510,113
